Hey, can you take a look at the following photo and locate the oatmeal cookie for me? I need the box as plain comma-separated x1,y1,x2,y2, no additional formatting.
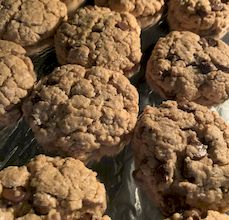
23,65,139,163
133,101,229,216
0,0,67,55
146,31,229,106
54,6,142,78
167,0,229,38
94,0,165,29
0,40,36,126
60,0,84,15
0,155,110,219
166,210,229,220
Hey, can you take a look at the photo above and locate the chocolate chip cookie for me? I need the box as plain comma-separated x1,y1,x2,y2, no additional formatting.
133,101,229,216
0,155,110,219
0,40,36,127
94,0,165,29
167,0,229,38
23,65,139,163
0,0,67,55
60,0,84,15
166,210,229,220
54,6,142,78
146,31,229,106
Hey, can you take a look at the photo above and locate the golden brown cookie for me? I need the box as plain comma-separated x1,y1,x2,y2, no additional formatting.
54,6,142,78
167,0,229,38
0,155,110,219
0,40,36,127
23,65,139,163
146,31,229,106
0,0,67,55
94,0,165,29
166,210,229,220
133,101,229,216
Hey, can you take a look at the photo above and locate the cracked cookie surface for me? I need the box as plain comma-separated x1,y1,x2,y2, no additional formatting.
0,155,110,219
0,40,36,126
133,101,229,216
167,0,229,38
146,31,229,106
166,210,229,220
54,6,142,78
0,0,67,53
23,65,139,163
94,0,165,29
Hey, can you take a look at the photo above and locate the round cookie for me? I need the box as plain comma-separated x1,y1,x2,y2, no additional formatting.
0,40,36,127
146,31,229,106
166,210,229,220
94,0,165,29
167,0,229,38
54,6,142,78
0,0,67,55
60,0,84,15
23,65,139,163
0,155,110,219
133,101,229,216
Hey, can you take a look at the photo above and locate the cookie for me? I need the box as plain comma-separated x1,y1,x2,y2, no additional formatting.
146,31,229,106
167,0,229,38
0,0,67,55
60,0,84,15
54,6,142,78
0,155,110,220
23,65,139,163
0,40,36,127
166,210,229,220
133,101,229,216
94,0,165,29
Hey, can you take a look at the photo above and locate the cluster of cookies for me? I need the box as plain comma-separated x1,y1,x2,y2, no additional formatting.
0,0,228,219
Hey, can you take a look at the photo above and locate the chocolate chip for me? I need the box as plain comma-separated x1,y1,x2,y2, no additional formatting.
46,78,58,86
31,94,42,104
198,61,215,74
206,38,218,47
115,22,129,31
212,2,223,11
2,187,27,204
167,54,180,62
34,205,50,215
161,70,171,79
200,38,219,47
92,25,103,33
154,164,169,182
196,8,208,17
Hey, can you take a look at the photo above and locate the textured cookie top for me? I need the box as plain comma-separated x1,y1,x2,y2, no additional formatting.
0,155,108,219
133,101,229,216
166,210,229,220
54,6,142,78
146,31,229,106
23,65,139,163
0,0,67,48
0,40,36,126
94,0,165,28
167,0,229,37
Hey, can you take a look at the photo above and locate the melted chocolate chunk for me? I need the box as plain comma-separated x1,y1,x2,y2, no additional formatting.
2,187,27,204
115,22,129,31
167,54,180,62
154,164,169,182
198,61,215,74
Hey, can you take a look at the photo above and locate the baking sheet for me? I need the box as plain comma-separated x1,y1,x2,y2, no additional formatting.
0,8,228,220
